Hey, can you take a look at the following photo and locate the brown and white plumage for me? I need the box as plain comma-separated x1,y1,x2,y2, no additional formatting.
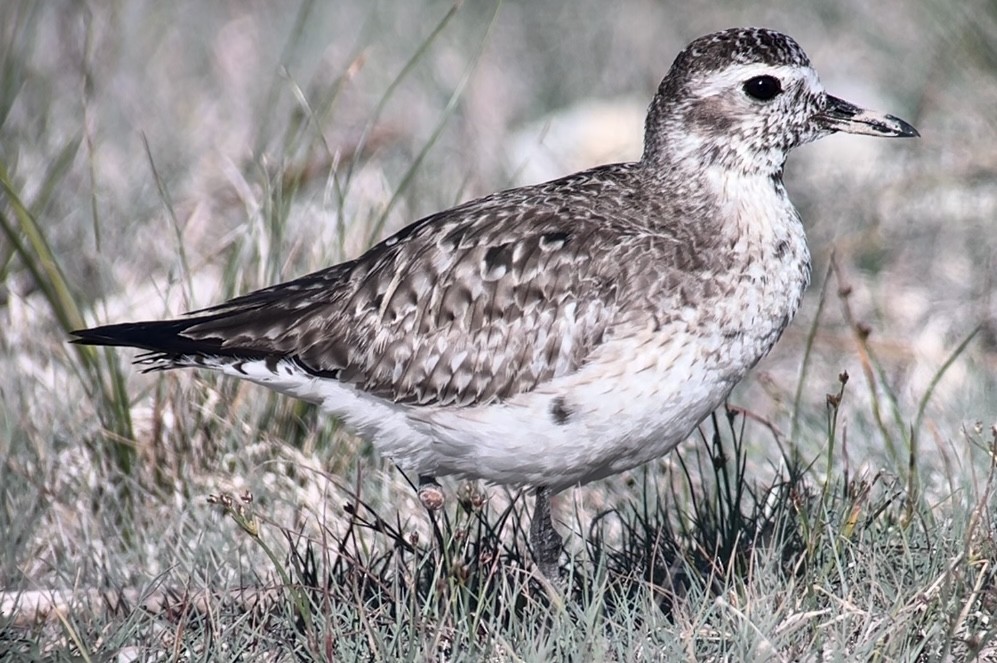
72,28,917,575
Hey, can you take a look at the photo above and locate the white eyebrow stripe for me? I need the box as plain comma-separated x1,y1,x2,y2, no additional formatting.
691,64,821,97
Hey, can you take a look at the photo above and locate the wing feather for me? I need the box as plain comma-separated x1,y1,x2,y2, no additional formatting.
76,163,696,408
180,203,631,406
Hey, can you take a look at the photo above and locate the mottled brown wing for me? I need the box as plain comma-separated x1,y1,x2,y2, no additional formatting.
181,198,631,407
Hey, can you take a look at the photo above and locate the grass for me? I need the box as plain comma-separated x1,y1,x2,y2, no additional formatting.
2,0,996,660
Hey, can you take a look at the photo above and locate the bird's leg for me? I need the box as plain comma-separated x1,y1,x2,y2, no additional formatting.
530,486,563,580
417,475,445,511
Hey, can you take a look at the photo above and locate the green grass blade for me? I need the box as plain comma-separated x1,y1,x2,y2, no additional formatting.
365,2,501,246
0,156,135,462
913,324,980,438
142,133,194,310
0,159,86,333
791,260,833,446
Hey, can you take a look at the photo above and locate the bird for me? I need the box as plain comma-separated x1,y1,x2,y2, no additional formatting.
71,27,918,580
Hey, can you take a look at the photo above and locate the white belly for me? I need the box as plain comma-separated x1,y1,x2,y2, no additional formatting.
218,333,726,491
399,323,732,489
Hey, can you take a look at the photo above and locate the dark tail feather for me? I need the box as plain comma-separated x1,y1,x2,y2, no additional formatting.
70,317,224,356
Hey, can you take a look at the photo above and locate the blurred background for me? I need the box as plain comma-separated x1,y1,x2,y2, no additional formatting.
1,0,995,599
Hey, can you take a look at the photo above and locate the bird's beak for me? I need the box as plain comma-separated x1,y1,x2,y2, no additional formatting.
815,95,920,138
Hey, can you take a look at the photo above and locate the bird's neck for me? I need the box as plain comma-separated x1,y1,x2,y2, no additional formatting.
639,147,790,218
636,146,801,258
642,111,788,178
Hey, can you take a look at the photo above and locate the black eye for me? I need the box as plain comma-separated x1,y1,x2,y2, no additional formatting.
743,75,782,101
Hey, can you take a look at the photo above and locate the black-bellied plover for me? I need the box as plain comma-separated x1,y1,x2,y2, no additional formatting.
72,28,918,579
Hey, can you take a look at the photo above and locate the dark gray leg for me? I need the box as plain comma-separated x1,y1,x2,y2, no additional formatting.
530,486,563,580
417,475,445,511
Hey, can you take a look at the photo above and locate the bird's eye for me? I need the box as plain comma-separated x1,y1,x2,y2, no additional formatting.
743,75,782,101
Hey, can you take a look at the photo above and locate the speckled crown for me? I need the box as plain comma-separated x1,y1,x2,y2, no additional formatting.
675,28,811,73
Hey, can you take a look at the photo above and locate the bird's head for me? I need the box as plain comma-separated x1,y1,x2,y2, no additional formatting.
643,28,919,176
